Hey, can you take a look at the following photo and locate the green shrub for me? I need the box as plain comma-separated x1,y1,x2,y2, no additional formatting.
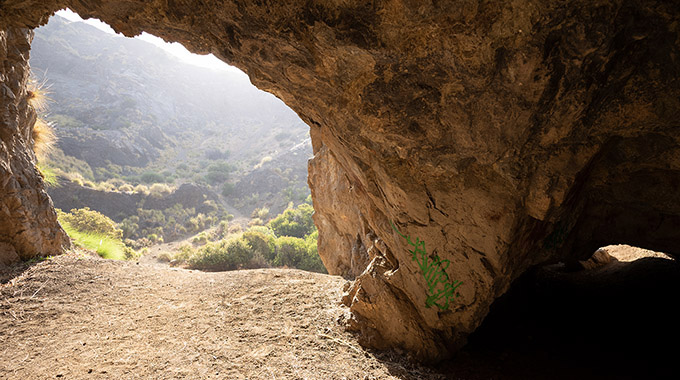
147,233,163,244
252,207,270,220
187,238,254,271
204,161,233,184
133,184,150,195
37,162,59,187
268,203,315,238
57,209,133,260
57,207,122,239
273,235,325,273
192,232,209,245
204,171,229,185
248,217,264,227
149,183,172,198
107,178,126,187
60,221,129,260
242,228,276,262
140,171,165,184
254,156,272,169
222,183,235,197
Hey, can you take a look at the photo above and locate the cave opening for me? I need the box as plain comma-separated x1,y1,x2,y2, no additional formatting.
31,9,324,273
2,0,679,372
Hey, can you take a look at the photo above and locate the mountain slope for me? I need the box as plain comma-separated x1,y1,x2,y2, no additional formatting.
30,15,312,216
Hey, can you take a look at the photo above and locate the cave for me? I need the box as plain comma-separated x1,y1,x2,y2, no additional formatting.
1,0,679,362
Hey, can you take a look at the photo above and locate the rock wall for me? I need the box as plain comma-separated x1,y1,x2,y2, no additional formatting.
0,26,69,266
1,0,679,361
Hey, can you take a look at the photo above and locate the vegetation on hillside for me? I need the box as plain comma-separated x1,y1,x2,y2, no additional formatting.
29,15,325,273
57,208,137,260
166,202,325,273
32,15,312,219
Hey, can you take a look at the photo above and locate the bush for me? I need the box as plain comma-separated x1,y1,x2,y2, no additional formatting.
149,183,173,198
253,156,272,170
268,203,315,238
133,184,150,195
222,183,235,197
57,207,122,239
140,171,165,184
118,184,134,193
251,207,270,220
61,222,129,260
37,162,59,187
204,161,233,184
96,182,117,192
192,232,209,245
187,238,254,271
274,236,325,273
57,208,134,260
107,178,126,187
248,217,264,227
242,228,276,262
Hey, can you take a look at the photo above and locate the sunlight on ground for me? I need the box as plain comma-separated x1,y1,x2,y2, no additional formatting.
596,244,675,262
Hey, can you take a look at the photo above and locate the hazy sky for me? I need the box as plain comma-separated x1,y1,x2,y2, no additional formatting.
55,9,248,78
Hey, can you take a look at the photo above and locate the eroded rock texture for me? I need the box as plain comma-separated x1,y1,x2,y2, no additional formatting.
1,0,679,360
0,27,68,266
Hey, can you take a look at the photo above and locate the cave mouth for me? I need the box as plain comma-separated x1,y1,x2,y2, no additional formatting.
31,10,322,273
446,244,680,379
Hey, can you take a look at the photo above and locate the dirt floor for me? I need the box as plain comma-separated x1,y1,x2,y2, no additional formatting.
0,251,444,380
1,245,679,380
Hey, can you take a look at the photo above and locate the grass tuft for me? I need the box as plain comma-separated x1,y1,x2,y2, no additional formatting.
32,118,57,161
60,221,128,260
36,162,59,187
27,77,51,113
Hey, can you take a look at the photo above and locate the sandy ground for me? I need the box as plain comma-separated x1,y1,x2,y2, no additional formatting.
1,245,678,380
0,251,443,380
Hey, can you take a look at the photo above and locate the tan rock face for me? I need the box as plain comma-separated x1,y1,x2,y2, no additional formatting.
2,0,679,361
0,27,69,264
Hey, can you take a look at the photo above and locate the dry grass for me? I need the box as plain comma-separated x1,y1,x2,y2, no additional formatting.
27,77,51,113
32,118,57,161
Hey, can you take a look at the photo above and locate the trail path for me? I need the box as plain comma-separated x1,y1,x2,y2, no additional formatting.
0,252,442,379
2,245,678,379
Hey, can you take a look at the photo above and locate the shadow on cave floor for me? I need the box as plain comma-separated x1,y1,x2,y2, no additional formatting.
0,258,46,284
0,248,99,285
439,246,680,380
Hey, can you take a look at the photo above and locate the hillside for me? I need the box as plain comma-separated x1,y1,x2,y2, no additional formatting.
30,15,312,217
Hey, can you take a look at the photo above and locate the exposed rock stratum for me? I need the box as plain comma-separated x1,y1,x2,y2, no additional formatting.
1,0,679,361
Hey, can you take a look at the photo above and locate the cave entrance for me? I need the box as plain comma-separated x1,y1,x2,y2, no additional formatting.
33,9,325,273
451,243,679,379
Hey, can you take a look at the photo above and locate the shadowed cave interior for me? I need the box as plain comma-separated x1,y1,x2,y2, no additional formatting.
447,246,679,380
